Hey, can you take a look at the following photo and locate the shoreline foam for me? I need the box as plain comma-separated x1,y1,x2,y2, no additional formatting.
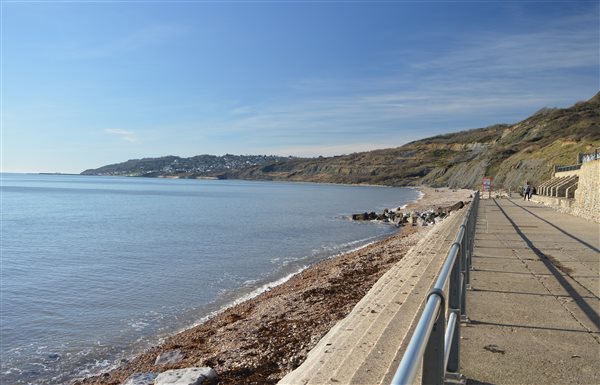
72,221,400,383
76,187,473,385
176,232,390,339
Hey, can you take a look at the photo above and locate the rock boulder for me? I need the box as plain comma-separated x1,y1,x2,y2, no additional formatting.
154,367,218,385
155,349,185,365
123,372,157,385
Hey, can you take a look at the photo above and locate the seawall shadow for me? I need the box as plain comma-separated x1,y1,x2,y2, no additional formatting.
493,199,599,329
507,199,599,253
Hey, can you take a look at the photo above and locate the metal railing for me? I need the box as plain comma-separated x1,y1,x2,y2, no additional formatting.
555,148,600,173
554,164,582,173
581,148,600,163
391,191,479,385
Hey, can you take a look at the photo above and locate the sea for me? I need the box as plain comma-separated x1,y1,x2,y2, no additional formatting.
0,173,420,384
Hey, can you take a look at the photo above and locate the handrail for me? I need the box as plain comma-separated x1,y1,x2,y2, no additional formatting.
555,164,582,173
391,190,479,385
391,295,443,384
433,235,462,290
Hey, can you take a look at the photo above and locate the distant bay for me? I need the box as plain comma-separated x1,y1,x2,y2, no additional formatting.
0,174,419,384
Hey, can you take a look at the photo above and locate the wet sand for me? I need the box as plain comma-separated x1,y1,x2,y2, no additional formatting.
76,187,473,385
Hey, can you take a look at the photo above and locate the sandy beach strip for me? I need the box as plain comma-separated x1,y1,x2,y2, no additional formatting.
75,187,473,385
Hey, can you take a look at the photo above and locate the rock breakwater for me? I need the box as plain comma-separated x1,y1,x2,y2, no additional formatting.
352,200,467,226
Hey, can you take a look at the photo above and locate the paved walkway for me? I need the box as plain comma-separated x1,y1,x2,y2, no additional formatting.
462,198,599,385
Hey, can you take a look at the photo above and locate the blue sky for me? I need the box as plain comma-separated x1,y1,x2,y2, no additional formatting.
2,1,599,173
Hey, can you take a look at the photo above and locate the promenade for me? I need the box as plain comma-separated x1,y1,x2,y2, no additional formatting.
462,198,599,385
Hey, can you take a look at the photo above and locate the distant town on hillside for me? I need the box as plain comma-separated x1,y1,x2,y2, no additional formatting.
81,154,294,177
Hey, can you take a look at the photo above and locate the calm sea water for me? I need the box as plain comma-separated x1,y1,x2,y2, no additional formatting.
0,174,419,384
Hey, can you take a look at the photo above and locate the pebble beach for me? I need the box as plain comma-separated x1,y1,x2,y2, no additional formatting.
76,187,473,385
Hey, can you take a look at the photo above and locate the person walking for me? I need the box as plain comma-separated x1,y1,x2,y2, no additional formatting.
528,186,534,200
524,184,531,201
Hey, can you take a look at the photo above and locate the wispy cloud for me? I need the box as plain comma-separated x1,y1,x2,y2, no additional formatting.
264,142,409,158
205,10,598,155
414,34,597,76
104,128,137,143
68,24,185,59
230,106,253,116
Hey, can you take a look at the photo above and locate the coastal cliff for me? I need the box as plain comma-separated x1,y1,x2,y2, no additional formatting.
227,93,599,188
82,93,600,189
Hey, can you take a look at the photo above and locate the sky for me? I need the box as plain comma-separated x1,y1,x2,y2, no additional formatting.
2,1,599,173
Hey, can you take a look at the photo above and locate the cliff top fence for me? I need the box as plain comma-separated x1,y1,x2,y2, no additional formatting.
580,147,600,163
391,191,479,385
554,147,600,174
554,164,581,173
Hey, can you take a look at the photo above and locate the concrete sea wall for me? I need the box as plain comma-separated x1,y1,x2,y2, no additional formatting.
573,159,600,223
533,159,599,223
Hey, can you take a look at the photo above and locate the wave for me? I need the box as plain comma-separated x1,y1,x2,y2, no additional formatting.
163,234,387,339
398,189,424,210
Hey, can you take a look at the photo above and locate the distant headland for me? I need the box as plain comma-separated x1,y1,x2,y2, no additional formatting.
82,93,600,190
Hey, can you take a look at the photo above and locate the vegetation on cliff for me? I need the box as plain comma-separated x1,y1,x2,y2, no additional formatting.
226,93,600,189
82,93,600,189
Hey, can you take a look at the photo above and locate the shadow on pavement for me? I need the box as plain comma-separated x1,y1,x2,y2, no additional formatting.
506,199,599,253
469,319,596,334
466,379,496,385
493,199,600,329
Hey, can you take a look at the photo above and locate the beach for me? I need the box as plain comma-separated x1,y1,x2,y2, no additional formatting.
75,187,473,385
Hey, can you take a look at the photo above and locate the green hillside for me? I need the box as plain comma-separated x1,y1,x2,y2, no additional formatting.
225,92,600,189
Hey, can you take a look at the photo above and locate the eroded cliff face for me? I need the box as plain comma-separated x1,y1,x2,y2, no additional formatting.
228,93,600,189
83,93,600,189
421,159,490,189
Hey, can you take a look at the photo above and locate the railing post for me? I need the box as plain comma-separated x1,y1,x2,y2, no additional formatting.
461,238,468,323
464,221,471,289
423,291,446,385
468,197,476,272
447,240,462,374
460,225,468,318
